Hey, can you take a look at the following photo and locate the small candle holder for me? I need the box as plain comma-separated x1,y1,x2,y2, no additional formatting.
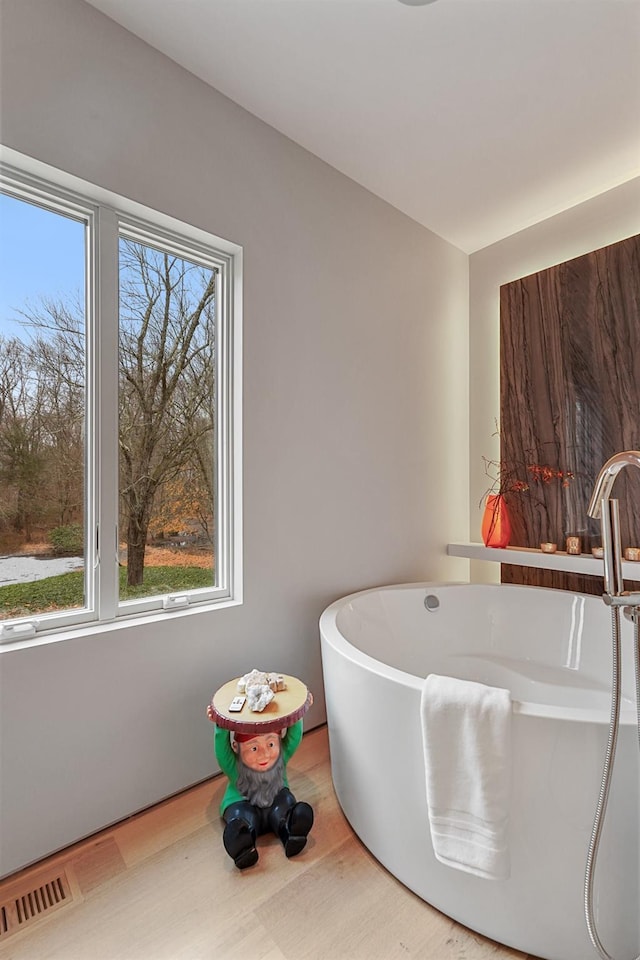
540,542,557,553
566,536,582,555
624,547,640,561
591,546,604,558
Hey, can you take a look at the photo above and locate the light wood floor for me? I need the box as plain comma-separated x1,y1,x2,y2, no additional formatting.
0,726,542,960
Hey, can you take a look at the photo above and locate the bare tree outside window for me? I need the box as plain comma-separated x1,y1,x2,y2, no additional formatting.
0,191,221,620
118,237,217,592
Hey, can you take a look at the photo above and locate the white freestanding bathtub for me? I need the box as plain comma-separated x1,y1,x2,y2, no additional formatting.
319,583,639,960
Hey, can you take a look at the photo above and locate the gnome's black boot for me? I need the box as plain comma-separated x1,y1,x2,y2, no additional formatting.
282,801,314,858
223,810,259,869
270,790,314,859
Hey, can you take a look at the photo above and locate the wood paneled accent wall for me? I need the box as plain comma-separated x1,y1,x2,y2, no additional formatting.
499,233,640,593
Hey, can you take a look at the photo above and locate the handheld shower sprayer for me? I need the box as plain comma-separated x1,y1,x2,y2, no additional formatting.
584,451,640,960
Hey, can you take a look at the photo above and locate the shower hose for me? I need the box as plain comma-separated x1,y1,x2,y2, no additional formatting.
584,604,640,960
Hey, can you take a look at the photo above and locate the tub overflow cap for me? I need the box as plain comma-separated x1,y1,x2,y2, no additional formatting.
424,594,439,611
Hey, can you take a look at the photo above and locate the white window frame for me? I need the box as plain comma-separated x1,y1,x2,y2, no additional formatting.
0,148,242,642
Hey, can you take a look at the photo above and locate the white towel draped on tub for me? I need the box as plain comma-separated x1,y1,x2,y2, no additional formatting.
421,673,512,880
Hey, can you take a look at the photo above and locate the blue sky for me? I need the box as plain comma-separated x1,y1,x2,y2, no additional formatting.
0,193,85,337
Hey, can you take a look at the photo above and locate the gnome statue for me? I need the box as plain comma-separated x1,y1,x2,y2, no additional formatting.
207,670,314,869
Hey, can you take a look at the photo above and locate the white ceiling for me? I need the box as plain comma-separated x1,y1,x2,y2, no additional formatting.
84,0,640,252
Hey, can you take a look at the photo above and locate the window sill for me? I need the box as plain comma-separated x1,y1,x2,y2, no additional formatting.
447,541,640,580
0,595,242,653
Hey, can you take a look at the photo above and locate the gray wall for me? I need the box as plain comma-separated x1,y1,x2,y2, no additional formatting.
0,0,469,876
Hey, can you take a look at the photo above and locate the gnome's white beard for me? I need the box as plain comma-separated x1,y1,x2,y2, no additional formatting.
236,752,285,808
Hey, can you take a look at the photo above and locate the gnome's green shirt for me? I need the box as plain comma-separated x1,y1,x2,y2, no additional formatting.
214,720,303,815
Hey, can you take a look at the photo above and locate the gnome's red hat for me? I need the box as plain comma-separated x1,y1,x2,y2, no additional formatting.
233,729,285,743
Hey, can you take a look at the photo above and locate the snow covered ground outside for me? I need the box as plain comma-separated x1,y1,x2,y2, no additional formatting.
0,555,84,586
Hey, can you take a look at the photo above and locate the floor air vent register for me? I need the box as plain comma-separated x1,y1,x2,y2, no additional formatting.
0,870,72,939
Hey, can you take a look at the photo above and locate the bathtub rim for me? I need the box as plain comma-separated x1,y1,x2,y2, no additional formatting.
319,580,635,726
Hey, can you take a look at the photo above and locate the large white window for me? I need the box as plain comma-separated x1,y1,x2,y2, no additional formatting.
0,156,242,641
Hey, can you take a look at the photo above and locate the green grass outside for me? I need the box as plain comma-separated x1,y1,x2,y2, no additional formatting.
0,566,214,619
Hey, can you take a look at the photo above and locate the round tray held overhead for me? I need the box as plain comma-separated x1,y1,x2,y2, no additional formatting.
211,675,313,735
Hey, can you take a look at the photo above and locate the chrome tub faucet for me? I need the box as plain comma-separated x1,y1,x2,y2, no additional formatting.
587,450,640,606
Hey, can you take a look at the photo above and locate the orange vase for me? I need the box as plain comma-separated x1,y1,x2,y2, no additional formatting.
481,494,511,548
